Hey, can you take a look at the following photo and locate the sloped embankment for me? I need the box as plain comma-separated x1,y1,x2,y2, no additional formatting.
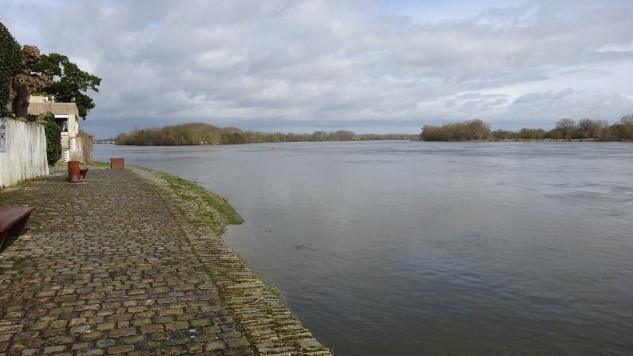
136,168,332,355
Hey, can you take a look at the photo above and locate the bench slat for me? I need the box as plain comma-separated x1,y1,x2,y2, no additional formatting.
0,207,35,231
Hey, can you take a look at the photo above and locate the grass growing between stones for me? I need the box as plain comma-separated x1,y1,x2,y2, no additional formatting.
160,173,243,234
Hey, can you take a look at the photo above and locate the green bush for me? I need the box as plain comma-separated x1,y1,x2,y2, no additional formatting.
0,22,21,117
44,116,62,165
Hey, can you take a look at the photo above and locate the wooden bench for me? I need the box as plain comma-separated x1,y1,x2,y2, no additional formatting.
0,207,35,249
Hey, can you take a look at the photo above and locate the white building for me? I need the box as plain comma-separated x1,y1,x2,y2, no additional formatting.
27,95,85,162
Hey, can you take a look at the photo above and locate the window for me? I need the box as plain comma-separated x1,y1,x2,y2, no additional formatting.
55,117,69,132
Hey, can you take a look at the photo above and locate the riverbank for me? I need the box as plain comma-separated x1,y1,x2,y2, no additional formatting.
0,165,331,355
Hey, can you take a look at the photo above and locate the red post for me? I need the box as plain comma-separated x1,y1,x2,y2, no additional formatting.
68,161,81,183
110,158,125,169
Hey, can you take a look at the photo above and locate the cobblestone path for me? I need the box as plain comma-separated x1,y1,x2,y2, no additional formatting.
0,169,330,355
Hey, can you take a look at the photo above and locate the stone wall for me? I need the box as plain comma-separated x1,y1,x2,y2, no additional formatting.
78,132,94,163
61,135,92,163
0,117,49,188
68,114,79,137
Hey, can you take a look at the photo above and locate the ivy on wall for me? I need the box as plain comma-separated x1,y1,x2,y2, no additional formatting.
0,22,21,117
43,115,61,165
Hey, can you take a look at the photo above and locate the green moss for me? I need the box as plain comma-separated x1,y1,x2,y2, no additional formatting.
160,173,243,234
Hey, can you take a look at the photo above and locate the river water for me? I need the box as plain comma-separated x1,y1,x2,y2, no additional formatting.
95,141,633,355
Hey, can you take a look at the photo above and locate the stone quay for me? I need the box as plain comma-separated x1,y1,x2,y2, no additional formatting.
0,167,331,355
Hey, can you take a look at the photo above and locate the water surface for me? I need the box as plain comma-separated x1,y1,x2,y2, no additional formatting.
95,142,633,355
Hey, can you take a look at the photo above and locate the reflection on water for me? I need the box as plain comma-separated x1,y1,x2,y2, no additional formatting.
96,142,633,355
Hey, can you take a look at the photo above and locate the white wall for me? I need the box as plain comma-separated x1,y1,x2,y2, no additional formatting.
0,118,49,188
69,114,79,137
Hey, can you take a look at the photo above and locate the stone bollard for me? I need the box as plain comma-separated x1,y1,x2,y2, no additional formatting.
68,161,81,183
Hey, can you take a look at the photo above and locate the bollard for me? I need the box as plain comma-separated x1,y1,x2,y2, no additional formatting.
110,157,125,169
68,161,81,183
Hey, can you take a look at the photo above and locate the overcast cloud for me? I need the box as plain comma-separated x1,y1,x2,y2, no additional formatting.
2,0,633,137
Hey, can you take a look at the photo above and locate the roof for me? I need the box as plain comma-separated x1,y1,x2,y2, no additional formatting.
27,102,79,117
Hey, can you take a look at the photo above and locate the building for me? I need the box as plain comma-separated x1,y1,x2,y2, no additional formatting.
27,95,87,162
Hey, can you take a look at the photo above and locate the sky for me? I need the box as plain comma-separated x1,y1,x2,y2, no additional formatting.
2,0,633,138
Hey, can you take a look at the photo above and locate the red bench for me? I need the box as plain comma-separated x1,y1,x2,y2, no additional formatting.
0,207,35,249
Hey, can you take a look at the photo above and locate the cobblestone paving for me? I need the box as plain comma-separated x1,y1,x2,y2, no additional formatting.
0,168,331,355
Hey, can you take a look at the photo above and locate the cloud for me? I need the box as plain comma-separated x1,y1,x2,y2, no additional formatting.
1,0,633,137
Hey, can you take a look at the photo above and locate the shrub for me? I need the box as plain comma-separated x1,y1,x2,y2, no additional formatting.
0,22,21,117
43,114,62,165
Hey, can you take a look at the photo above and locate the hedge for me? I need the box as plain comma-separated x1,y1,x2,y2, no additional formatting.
0,22,21,117
44,117,62,165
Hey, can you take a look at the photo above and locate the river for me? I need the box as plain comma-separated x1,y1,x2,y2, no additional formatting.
95,141,633,355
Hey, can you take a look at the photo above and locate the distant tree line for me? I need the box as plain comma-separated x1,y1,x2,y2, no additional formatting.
421,119,492,141
421,116,633,141
115,123,416,146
